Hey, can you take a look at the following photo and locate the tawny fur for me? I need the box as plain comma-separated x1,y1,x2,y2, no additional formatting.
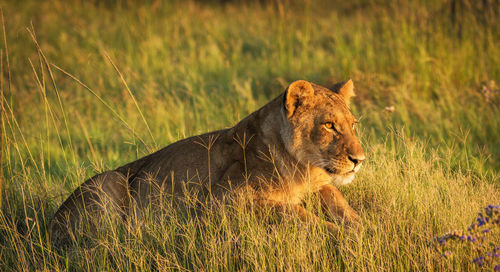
49,80,365,247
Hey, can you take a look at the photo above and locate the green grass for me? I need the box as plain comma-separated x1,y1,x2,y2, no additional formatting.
0,0,499,270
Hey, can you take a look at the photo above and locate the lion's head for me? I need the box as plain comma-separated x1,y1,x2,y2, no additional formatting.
281,80,365,185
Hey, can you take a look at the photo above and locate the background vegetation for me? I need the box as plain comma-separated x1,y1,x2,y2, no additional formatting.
0,0,498,270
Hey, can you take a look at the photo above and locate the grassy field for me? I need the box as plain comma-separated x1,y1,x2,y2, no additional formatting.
0,0,499,270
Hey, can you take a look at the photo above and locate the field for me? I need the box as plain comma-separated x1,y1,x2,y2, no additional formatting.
0,0,499,270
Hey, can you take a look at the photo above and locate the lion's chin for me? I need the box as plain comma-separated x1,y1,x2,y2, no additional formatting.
331,172,355,186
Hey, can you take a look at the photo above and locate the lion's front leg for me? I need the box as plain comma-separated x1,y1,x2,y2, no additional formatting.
319,184,360,225
253,198,340,234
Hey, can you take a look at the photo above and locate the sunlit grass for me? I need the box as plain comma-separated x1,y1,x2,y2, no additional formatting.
0,0,498,270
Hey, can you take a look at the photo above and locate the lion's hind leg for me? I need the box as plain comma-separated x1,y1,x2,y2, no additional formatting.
49,171,130,248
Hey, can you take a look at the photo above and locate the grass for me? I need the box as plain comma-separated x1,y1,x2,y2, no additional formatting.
0,0,499,270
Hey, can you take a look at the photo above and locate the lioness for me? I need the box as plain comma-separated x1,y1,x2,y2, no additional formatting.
49,80,365,247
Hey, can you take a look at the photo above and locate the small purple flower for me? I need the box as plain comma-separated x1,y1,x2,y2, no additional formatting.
472,256,484,267
486,252,500,259
473,256,485,267
434,205,499,268
467,235,476,242
473,256,484,263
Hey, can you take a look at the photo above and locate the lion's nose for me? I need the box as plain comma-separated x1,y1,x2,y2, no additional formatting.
348,154,365,166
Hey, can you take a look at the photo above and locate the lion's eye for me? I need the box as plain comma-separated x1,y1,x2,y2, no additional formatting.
323,122,338,133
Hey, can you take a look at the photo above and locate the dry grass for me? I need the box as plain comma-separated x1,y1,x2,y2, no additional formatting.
0,0,498,270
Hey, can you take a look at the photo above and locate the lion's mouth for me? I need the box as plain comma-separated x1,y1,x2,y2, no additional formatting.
323,166,355,176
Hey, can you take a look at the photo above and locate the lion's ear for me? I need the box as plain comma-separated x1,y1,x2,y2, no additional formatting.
338,79,355,105
284,80,315,118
